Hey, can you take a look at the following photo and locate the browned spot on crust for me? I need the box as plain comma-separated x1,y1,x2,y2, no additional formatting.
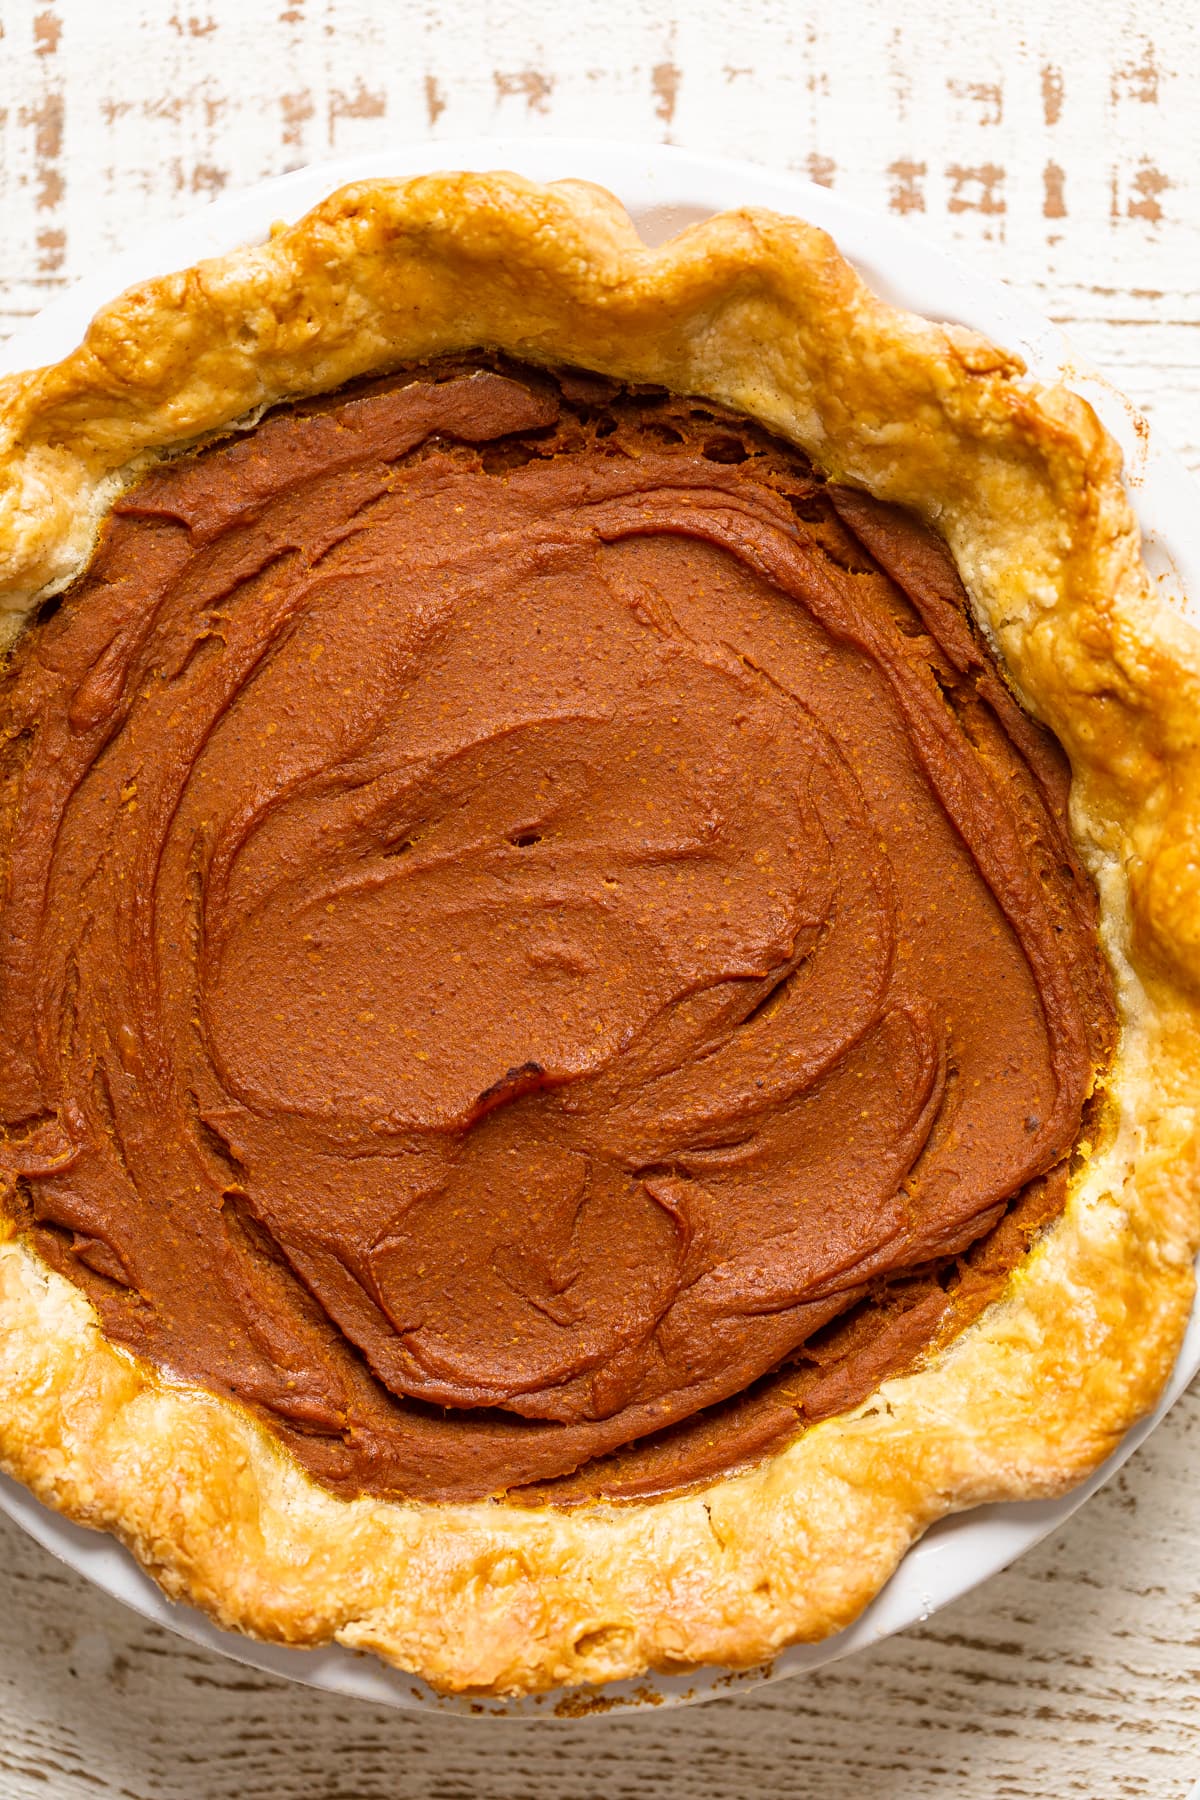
651,61,680,126
424,74,446,127
494,69,554,114
888,159,926,216
1041,63,1064,125
554,1682,666,1716
1043,161,1066,221
946,163,1006,217
553,1688,621,1717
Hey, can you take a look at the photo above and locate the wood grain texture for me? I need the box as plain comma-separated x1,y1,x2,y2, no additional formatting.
0,0,1198,1793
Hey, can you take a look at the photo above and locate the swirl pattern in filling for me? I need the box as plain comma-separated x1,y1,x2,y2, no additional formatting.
0,359,1114,1502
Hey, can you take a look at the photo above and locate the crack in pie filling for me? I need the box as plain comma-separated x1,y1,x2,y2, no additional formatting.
0,358,1115,1505
0,172,1196,1698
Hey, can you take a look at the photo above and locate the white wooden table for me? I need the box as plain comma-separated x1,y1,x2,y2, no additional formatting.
1,3,1198,1793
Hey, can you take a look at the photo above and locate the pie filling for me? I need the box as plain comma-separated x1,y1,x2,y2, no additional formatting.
0,358,1115,1504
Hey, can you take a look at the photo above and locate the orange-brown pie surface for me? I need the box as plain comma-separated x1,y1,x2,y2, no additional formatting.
0,357,1115,1505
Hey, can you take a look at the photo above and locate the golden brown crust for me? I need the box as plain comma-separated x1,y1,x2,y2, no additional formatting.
0,170,1197,1696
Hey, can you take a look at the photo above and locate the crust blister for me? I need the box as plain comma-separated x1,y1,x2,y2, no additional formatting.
0,170,1197,1697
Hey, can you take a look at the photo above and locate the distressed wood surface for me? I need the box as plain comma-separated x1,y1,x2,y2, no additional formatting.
0,2,1198,1795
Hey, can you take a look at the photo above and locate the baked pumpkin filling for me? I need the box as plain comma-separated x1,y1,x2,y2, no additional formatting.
0,356,1115,1504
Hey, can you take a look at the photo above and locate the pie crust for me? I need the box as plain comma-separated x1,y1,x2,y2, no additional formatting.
0,170,1197,1698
